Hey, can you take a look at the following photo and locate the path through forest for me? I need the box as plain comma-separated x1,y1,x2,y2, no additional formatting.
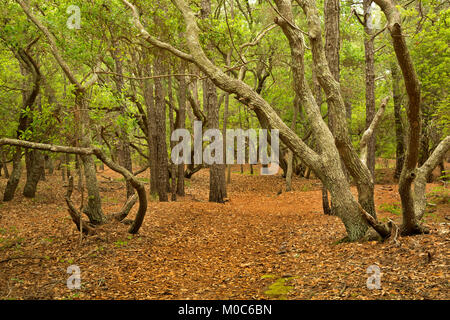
0,164,448,300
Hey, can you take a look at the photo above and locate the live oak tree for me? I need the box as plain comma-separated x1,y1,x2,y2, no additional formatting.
16,0,106,224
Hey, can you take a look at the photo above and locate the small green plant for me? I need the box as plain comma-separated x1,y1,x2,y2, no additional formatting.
438,170,450,181
379,203,401,215
64,292,81,300
263,277,294,299
59,257,74,264
114,240,128,247
300,184,312,192
261,274,276,279
428,186,449,204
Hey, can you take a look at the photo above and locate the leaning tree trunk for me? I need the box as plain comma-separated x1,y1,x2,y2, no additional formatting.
297,0,377,218
414,136,450,221
373,0,425,235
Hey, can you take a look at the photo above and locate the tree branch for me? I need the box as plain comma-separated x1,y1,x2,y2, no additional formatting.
360,96,389,166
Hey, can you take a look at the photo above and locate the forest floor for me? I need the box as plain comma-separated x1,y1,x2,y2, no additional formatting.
0,160,448,300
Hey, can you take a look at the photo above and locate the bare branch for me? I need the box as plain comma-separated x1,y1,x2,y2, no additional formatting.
360,96,389,166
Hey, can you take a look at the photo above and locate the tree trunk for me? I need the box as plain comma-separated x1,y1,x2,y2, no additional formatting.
285,96,299,192
175,65,187,196
76,94,105,225
204,77,227,202
322,0,340,214
363,0,376,178
153,55,169,202
392,61,405,180
202,0,226,203
0,149,9,178
168,74,177,201
141,56,159,197
112,42,134,198
16,0,104,223
3,148,22,201
3,47,41,201
373,0,424,235
23,149,45,198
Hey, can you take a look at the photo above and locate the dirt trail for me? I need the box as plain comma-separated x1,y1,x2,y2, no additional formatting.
0,165,448,300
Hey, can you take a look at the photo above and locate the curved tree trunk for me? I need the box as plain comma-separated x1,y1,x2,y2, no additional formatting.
0,138,148,235
373,0,424,235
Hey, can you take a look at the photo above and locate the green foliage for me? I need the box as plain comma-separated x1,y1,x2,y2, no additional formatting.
378,203,402,216
263,276,295,299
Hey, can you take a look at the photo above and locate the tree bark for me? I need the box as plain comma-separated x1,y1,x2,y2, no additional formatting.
373,0,424,235
363,0,376,178
23,149,45,198
202,0,227,203
391,61,405,180
141,58,159,197
323,0,340,214
168,74,177,201
414,136,450,221
175,67,187,196
285,96,299,192
153,55,169,202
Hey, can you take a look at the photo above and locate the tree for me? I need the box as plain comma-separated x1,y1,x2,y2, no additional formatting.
17,0,105,224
